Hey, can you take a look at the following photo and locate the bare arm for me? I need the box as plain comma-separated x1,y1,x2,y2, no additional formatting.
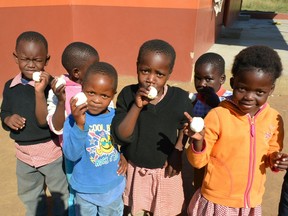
174,129,187,151
50,78,66,131
35,71,52,126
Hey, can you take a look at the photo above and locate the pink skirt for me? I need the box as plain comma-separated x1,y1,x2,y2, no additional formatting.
124,161,185,216
187,189,262,216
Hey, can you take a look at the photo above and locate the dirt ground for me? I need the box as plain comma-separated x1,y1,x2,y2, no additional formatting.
0,76,287,216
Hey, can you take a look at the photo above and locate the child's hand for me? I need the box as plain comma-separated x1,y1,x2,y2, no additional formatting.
4,114,26,131
165,149,182,178
134,87,151,108
199,87,220,108
34,71,53,93
183,112,205,141
70,96,87,130
271,152,288,171
50,78,66,102
117,153,127,176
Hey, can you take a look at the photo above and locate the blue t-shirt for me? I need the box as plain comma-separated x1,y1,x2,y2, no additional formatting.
63,108,124,200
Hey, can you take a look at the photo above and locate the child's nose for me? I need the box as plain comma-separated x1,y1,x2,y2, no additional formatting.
199,79,207,87
147,73,156,83
244,92,254,100
27,60,36,67
94,95,101,102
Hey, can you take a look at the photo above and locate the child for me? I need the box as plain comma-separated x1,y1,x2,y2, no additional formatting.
190,52,232,192
46,42,100,216
184,45,288,215
0,31,69,215
111,39,194,216
47,41,100,130
62,61,126,216
192,52,232,118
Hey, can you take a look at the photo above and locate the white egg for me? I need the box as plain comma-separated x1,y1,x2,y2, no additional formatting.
190,117,204,132
74,92,87,106
147,86,158,99
32,71,41,82
55,77,66,89
188,92,197,103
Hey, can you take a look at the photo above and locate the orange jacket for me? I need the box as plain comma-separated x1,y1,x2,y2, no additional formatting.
186,100,284,208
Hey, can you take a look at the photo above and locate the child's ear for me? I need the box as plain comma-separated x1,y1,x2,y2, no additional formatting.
112,91,117,99
220,74,226,85
13,52,19,64
269,83,275,96
72,68,80,79
45,55,50,66
230,77,234,89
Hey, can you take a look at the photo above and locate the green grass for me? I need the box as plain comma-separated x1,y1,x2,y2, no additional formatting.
241,0,288,13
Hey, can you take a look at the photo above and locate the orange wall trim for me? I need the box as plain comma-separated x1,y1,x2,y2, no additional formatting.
0,1,219,93
0,0,211,9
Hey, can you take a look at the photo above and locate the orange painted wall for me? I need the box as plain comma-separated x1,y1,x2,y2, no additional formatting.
0,1,222,94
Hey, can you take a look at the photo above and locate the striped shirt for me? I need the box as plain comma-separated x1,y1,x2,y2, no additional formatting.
192,86,232,118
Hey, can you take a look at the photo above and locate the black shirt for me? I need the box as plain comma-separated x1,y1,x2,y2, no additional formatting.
112,84,193,168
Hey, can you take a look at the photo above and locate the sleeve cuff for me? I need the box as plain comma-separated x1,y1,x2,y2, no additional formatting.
190,140,206,153
47,114,63,135
271,166,280,172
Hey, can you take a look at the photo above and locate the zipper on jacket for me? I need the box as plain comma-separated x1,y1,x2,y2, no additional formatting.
244,116,256,208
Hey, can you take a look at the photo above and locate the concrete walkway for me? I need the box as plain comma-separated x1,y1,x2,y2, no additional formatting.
208,16,288,95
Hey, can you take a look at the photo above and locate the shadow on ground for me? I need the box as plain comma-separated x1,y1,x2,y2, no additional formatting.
218,14,288,51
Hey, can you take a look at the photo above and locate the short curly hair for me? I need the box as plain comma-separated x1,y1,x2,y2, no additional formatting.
195,52,225,75
61,42,99,74
137,39,176,72
83,61,118,91
232,45,282,81
16,31,48,53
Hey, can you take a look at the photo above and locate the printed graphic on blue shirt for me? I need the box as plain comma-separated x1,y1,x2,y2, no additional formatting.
86,124,119,167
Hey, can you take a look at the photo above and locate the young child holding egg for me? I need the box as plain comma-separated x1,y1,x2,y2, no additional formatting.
40,42,100,215
0,31,69,215
63,62,126,216
184,45,288,215
185,53,232,198
38,42,124,215
191,52,232,118
111,39,194,216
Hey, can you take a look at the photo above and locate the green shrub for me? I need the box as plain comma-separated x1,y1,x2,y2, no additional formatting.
241,0,288,13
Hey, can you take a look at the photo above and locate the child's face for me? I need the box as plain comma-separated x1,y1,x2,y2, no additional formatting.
13,40,49,80
137,51,171,94
82,73,115,115
231,69,275,116
71,56,99,84
194,63,225,93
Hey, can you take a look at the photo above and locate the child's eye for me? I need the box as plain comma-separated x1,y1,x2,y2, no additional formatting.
256,91,265,95
101,95,109,99
87,92,95,96
237,87,245,92
20,58,31,63
20,58,44,63
34,59,44,63
157,73,164,78
205,78,213,82
140,69,149,74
